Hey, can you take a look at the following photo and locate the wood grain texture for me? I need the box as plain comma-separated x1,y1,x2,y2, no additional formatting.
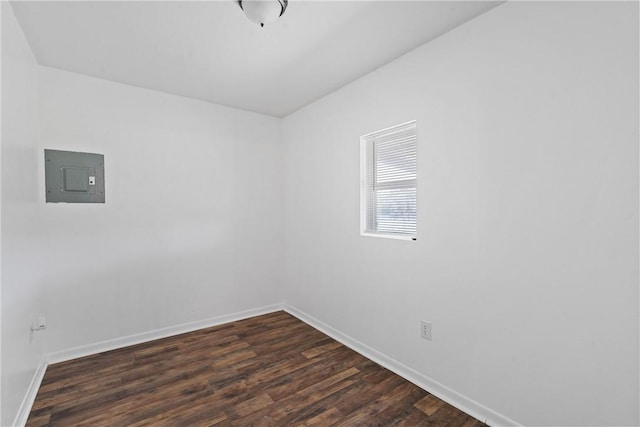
27,311,485,426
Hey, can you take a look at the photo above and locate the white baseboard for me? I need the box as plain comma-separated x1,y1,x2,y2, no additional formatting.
13,359,47,427
46,303,283,365
284,304,520,427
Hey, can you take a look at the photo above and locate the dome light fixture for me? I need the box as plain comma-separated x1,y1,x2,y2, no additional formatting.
238,0,288,27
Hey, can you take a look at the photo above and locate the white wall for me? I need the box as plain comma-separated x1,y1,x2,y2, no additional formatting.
282,2,639,426
1,3,44,425
2,31,283,424
34,66,283,354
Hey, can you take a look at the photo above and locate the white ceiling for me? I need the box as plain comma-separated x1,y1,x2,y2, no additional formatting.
11,1,500,117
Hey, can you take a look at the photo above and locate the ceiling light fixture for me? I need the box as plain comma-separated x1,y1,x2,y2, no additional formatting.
238,0,288,28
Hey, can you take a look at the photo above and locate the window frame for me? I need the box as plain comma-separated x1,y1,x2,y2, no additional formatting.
360,120,417,241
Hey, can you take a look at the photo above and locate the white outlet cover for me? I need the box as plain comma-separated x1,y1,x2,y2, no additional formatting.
421,321,432,341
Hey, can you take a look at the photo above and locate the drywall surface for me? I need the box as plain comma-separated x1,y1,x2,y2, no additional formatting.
1,2,45,425
26,68,282,356
282,2,639,425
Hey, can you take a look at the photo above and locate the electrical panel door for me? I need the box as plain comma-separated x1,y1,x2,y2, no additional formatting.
45,149,105,203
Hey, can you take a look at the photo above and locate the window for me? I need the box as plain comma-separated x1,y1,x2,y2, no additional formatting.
360,121,417,240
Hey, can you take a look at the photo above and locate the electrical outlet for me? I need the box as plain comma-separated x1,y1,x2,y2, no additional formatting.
420,321,432,341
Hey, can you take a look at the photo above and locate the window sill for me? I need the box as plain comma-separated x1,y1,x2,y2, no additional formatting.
360,232,416,241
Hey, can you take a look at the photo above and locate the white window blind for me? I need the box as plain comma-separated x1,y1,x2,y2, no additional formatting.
361,121,417,240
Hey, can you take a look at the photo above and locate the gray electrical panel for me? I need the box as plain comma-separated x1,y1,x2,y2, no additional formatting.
45,149,105,203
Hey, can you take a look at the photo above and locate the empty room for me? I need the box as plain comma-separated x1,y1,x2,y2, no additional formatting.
1,0,638,426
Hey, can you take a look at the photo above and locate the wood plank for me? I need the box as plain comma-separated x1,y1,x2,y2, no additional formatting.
304,406,344,426
301,341,343,359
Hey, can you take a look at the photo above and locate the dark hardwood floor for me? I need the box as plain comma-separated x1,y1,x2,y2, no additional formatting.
27,311,485,426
